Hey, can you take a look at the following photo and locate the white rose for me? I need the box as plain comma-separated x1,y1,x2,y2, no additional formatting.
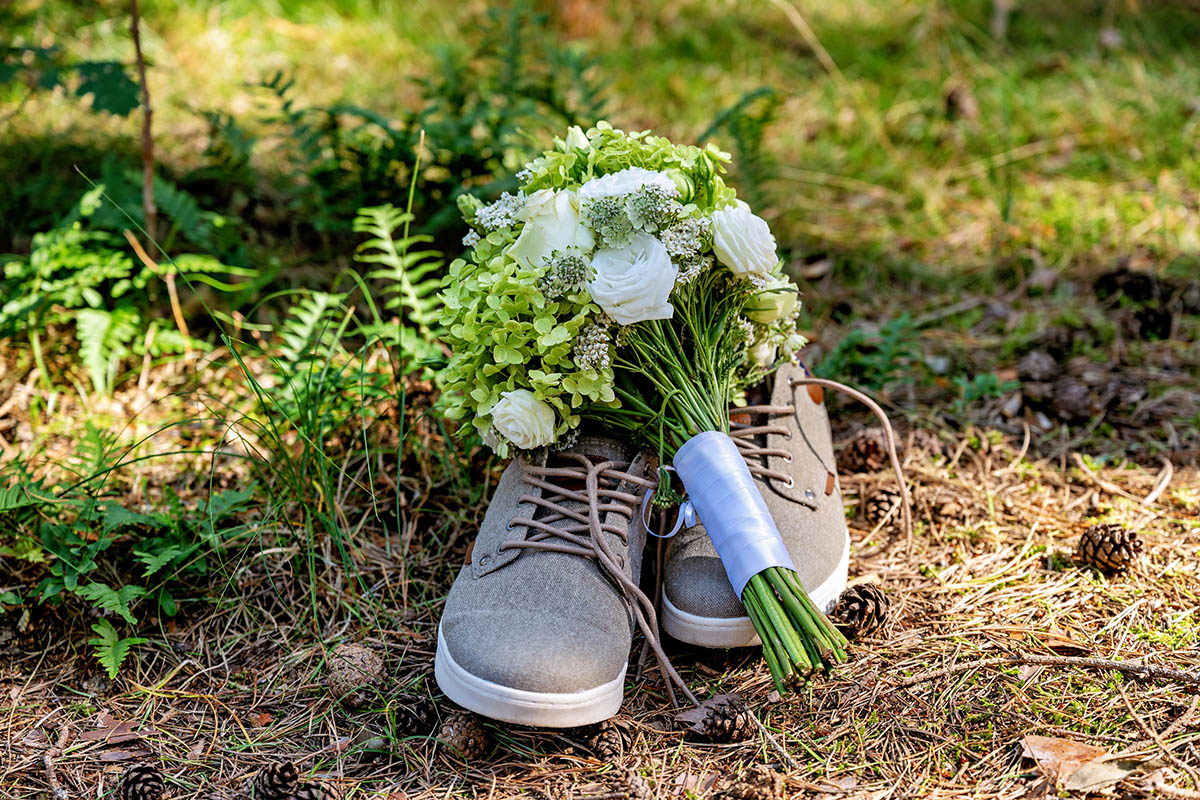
491,389,556,450
711,201,778,277
588,233,678,325
508,189,595,271
578,167,677,201
745,277,799,324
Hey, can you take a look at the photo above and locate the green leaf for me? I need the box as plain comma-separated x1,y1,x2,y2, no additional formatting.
87,620,148,679
74,583,146,625
73,61,139,116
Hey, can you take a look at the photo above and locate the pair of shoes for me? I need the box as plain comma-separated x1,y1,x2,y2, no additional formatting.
434,362,853,727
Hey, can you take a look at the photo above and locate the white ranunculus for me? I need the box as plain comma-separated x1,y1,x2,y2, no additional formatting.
711,201,778,278
507,189,595,271
588,233,678,325
578,167,677,202
745,277,799,324
491,389,556,450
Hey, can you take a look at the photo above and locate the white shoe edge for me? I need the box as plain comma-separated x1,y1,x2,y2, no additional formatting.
661,532,850,648
434,624,625,728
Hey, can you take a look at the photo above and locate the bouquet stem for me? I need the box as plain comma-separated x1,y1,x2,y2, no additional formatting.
746,567,848,688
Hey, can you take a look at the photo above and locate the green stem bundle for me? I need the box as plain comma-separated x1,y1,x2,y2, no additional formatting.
586,270,850,691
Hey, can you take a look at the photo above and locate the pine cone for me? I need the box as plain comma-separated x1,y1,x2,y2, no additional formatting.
392,693,437,737
252,762,298,800
1077,523,1143,572
120,764,164,800
437,709,489,759
863,487,903,527
327,643,385,709
841,427,888,473
921,486,968,526
676,694,755,743
720,765,784,800
832,583,890,639
294,782,344,800
575,718,629,760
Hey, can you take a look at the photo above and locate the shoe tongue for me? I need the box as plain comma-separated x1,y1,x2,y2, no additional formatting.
571,435,634,464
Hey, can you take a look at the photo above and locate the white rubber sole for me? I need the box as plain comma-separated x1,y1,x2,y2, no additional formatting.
662,532,850,648
434,625,625,728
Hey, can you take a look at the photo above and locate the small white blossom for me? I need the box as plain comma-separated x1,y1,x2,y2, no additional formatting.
476,192,527,231
625,184,681,233
661,216,711,261
674,255,713,288
572,322,613,371
462,230,481,249
581,195,635,248
539,250,591,298
515,168,533,184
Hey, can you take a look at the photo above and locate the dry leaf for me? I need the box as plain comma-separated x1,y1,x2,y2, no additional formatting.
1064,757,1148,792
1020,735,1108,787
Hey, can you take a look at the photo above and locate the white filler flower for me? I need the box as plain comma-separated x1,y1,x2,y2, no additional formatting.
710,201,778,278
579,167,677,202
491,389,556,450
508,189,595,271
588,233,678,325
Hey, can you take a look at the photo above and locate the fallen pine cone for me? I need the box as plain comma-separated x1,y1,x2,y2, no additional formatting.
121,764,164,800
294,782,344,800
863,487,904,527
841,427,888,473
438,709,489,759
327,643,385,709
1077,523,1143,572
831,583,890,639
676,693,755,743
574,718,630,760
392,692,437,737
252,761,298,800
720,764,784,800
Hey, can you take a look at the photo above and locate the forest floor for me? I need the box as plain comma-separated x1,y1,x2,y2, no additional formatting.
5,1,1200,798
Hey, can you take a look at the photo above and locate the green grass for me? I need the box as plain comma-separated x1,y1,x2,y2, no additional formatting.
7,0,1200,290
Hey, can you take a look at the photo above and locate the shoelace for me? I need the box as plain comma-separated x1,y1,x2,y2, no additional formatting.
728,377,912,546
502,453,698,707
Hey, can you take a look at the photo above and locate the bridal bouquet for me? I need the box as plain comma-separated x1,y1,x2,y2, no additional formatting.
441,123,846,687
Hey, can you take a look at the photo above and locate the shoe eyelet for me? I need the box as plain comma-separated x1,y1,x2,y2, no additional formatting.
478,554,493,567
783,454,793,464
785,431,793,440
784,477,796,488
505,522,515,531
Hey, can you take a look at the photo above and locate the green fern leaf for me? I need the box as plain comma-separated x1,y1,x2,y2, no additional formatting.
75,582,146,625
353,204,443,339
76,306,142,394
87,619,148,679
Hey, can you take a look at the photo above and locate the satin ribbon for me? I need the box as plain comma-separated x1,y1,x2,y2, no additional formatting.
672,430,795,597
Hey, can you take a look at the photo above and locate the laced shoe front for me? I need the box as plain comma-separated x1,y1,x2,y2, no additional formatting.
661,362,910,648
435,436,692,727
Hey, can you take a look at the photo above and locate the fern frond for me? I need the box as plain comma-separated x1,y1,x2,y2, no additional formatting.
87,619,148,679
76,306,142,395
353,204,442,339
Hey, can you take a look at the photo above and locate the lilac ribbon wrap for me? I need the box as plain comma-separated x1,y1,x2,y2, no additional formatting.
672,430,796,597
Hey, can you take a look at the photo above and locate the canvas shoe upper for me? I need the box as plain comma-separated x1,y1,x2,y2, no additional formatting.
661,362,852,648
435,436,690,727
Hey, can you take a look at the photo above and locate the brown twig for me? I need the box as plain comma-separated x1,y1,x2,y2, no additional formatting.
129,0,156,247
44,723,69,800
893,654,1200,690
1119,683,1200,789
124,229,190,350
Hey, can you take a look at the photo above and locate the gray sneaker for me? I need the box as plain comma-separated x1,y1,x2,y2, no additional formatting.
661,362,851,648
435,437,663,727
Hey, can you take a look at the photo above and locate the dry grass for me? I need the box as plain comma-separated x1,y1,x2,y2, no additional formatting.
3,410,1198,799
